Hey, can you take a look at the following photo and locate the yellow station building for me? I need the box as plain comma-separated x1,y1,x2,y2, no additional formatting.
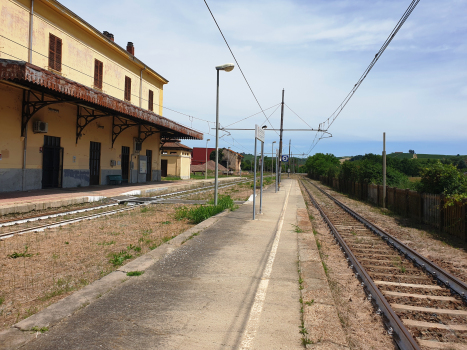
0,0,202,191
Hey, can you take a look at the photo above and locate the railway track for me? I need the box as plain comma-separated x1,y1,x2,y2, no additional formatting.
301,178,467,350
0,178,254,240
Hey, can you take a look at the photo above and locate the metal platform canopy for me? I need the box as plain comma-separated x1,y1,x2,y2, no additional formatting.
0,59,203,143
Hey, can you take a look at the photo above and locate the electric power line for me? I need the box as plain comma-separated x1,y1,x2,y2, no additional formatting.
305,0,421,155
203,0,279,136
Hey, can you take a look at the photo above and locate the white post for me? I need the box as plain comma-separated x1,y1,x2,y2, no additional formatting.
253,139,257,220
205,139,210,180
260,141,264,214
383,132,386,208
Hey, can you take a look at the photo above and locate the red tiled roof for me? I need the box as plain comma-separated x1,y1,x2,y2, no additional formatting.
191,160,227,173
161,140,192,150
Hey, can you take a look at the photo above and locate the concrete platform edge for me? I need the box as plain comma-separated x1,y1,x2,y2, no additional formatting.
0,177,242,216
1,207,232,350
296,206,350,349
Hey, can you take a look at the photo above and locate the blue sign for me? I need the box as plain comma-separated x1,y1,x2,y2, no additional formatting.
281,155,289,162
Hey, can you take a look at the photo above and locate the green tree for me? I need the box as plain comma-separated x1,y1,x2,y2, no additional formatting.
305,153,340,177
416,162,467,195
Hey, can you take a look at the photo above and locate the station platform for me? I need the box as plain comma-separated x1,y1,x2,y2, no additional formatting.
0,177,240,216
3,178,348,349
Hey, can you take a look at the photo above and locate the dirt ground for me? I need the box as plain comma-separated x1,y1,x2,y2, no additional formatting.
300,180,396,350
308,179,467,284
0,203,194,331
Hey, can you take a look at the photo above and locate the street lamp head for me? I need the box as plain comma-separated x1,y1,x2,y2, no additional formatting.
261,125,267,129
272,141,276,144
216,63,235,72
207,139,211,142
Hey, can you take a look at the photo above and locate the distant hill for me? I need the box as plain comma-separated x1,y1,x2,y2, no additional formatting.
387,153,467,160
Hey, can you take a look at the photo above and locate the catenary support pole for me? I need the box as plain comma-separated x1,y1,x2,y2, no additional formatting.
278,89,284,188
253,139,257,220
288,139,291,177
260,141,264,214
382,132,386,208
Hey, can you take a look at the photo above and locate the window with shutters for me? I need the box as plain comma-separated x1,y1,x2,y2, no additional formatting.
124,76,131,101
148,90,154,111
48,33,62,72
94,59,103,89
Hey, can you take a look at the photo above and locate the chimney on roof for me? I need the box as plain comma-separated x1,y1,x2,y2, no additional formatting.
103,31,114,41
126,42,134,55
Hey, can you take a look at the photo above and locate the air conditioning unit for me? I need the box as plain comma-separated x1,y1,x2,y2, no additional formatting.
33,121,48,133
134,138,142,153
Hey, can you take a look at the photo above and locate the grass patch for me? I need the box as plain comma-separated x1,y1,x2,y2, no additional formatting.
292,224,303,233
8,246,32,259
305,299,314,306
108,250,133,267
97,240,115,246
149,236,174,250
126,271,144,276
140,207,149,213
161,221,171,225
182,232,199,244
31,326,48,333
0,296,4,306
175,195,236,224
301,337,313,345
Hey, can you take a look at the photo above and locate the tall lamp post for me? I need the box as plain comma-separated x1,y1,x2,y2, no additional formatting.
214,63,235,205
272,141,276,178
205,139,210,180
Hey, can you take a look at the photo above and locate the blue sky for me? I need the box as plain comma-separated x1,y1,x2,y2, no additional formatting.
61,0,467,157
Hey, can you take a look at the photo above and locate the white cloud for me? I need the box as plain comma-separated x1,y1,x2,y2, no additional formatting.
58,0,467,156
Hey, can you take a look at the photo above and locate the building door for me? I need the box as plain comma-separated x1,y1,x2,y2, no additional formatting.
161,159,168,177
121,146,130,182
89,141,101,185
146,150,152,182
42,136,63,189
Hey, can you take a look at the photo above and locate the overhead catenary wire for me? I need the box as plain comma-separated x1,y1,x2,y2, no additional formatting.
203,0,279,136
305,0,421,155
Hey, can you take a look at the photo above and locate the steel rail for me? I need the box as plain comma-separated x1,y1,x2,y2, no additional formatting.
0,204,141,239
301,179,421,350
1,177,266,240
306,179,467,301
0,203,119,228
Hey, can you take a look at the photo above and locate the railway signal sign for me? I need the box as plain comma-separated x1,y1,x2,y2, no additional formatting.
281,155,289,162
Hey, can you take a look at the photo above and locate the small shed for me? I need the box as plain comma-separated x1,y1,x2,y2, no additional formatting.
160,140,192,179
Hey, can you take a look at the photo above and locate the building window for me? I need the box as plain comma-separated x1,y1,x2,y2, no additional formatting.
170,152,177,154
148,90,154,111
124,76,131,101
48,33,62,72
94,59,103,89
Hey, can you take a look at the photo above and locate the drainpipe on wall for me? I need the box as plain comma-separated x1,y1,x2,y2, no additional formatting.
139,66,146,108
28,0,34,63
23,0,34,191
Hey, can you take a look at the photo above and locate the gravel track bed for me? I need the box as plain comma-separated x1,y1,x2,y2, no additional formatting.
309,179,467,284
302,178,467,348
299,180,395,350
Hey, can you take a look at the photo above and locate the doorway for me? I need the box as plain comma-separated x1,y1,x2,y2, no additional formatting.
161,159,168,177
89,141,101,185
121,146,130,182
146,149,152,182
42,135,63,189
